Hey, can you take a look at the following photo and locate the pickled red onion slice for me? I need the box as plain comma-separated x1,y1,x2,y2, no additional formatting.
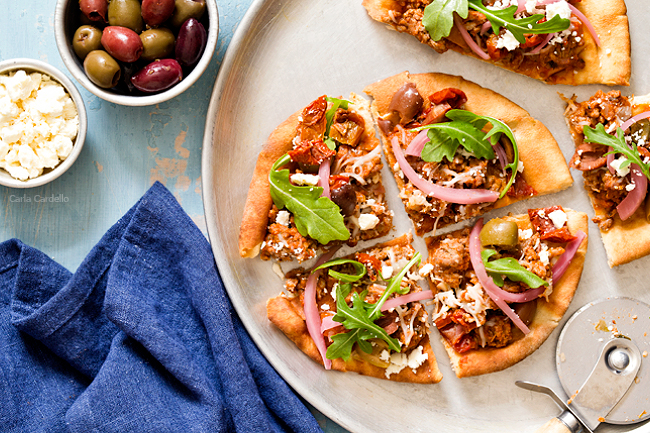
318,158,331,199
454,14,490,60
493,140,508,170
516,0,526,13
320,315,338,333
480,21,491,35
566,4,600,47
392,136,500,204
381,290,433,311
405,130,430,157
526,33,555,55
607,150,615,174
469,219,531,334
617,165,647,220
304,249,338,369
551,230,586,282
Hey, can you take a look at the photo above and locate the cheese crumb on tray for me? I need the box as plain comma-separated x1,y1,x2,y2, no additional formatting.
0,69,79,180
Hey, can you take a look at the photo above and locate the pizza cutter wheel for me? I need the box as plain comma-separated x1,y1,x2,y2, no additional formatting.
517,297,650,432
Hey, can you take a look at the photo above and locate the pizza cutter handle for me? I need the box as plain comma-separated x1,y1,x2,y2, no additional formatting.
536,411,582,433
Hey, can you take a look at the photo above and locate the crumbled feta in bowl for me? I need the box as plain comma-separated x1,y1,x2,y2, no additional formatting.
0,58,86,188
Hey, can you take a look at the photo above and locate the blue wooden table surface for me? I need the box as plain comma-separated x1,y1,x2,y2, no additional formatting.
0,1,347,431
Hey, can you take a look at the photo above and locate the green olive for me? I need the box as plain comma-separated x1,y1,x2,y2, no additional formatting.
479,218,519,247
169,0,206,27
83,50,121,89
139,28,176,61
72,25,103,60
108,0,144,33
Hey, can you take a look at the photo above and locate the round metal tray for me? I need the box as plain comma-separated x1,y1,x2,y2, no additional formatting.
202,1,650,431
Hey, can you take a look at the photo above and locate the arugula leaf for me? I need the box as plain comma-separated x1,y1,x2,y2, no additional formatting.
467,1,571,44
422,0,469,42
481,249,548,288
314,258,367,283
327,286,401,361
445,109,520,198
325,252,422,361
269,154,350,244
415,120,495,162
583,124,650,181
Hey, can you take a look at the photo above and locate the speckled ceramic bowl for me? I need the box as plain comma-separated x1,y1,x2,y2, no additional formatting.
0,58,87,189
54,0,219,106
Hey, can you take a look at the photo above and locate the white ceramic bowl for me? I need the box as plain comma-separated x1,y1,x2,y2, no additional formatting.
54,0,219,107
0,58,87,189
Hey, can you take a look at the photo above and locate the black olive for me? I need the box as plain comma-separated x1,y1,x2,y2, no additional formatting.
387,82,423,124
331,182,357,217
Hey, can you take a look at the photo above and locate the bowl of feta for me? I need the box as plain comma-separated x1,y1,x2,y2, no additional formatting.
0,58,87,188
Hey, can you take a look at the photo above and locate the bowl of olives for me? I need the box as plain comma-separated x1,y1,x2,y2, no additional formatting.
54,0,218,106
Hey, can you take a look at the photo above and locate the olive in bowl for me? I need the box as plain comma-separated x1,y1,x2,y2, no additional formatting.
54,0,218,106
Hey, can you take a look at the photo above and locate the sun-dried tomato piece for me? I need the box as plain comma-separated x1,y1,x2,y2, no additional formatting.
288,139,336,166
507,175,537,198
429,87,468,109
355,252,382,281
330,110,365,147
296,95,327,141
528,206,577,243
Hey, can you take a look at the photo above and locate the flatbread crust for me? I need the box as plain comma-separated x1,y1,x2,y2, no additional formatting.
361,0,630,86
267,234,443,383
238,93,383,258
364,71,573,232
433,209,588,378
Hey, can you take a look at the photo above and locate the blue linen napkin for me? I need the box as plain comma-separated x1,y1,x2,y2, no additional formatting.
0,182,323,433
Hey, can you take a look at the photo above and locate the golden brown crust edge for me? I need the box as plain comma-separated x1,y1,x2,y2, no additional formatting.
442,209,589,378
363,71,573,211
361,0,630,86
266,233,443,383
238,93,380,258
561,0,630,86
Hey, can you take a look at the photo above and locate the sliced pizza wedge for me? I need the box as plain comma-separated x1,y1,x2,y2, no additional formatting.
267,233,443,383
239,93,392,262
362,0,630,85
563,90,650,266
424,207,588,377
364,71,572,236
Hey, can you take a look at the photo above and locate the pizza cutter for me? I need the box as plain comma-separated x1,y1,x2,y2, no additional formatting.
516,297,650,433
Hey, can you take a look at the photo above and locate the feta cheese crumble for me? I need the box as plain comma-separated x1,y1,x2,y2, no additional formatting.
547,209,567,229
610,156,630,177
275,210,291,226
0,70,78,180
290,173,319,186
496,30,521,51
358,213,380,230
546,1,572,20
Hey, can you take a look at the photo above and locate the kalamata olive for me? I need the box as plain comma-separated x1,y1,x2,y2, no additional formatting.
101,26,143,63
83,50,121,89
140,28,176,61
479,218,519,247
388,82,423,124
79,0,109,22
141,0,176,27
169,0,206,27
513,301,537,327
72,25,103,60
131,59,183,93
108,0,144,33
330,181,357,217
630,119,650,144
175,18,206,68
